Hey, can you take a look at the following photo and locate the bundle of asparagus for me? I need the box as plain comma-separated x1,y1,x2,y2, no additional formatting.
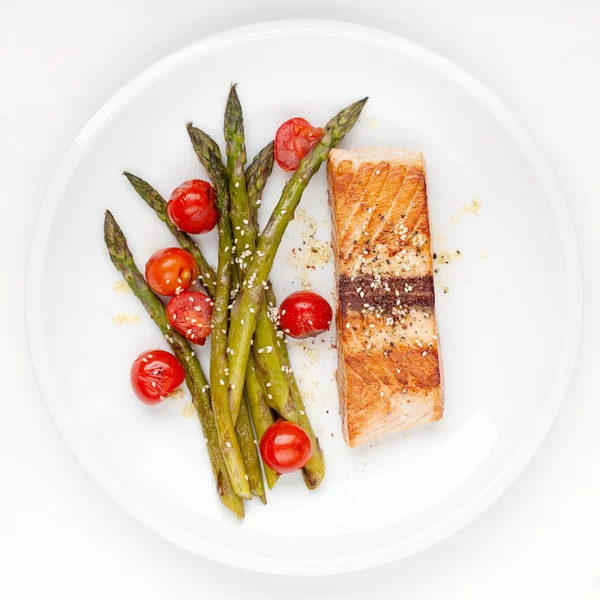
105,88,366,517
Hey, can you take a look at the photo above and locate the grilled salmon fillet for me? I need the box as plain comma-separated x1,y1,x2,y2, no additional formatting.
327,148,443,447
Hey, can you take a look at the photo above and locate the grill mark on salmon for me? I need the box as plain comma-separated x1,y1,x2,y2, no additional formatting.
328,147,444,447
339,275,434,315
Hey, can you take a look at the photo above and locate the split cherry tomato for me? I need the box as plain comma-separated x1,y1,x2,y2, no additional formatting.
130,349,185,405
279,290,333,339
274,117,323,172
167,179,218,234
166,291,213,344
260,420,313,474
145,247,198,296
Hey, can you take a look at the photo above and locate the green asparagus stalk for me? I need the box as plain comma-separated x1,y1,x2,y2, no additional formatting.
265,290,325,489
124,170,266,501
245,141,274,233
122,172,216,296
103,210,244,518
226,97,368,420
230,263,278,493
236,392,267,502
223,86,298,423
208,149,251,499
187,122,297,423
243,359,279,489
248,161,324,488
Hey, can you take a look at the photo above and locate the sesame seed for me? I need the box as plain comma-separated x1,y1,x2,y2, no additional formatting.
151,382,157,388
422,351,427,357
266,382,271,387
219,379,225,385
231,384,236,390
241,319,245,325
268,394,273,400
234,181,239,188
226,441,232,448
380,391,384,397
281,209,287,214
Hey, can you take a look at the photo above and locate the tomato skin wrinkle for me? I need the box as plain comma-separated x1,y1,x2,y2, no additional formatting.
130,350,185,405
168,179,218,234
260,420,313,474
145,247,198,296
279,290,333,339
275,118,323,172
166,291,213,344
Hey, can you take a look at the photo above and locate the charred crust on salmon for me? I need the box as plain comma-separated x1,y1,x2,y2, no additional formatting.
339,275,434,316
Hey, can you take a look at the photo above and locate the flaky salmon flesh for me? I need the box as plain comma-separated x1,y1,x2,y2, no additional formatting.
327,148,444,447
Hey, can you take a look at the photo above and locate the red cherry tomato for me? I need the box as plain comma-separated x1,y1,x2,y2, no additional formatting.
145,247,198,296
260,419,313,474
279,291,333,339
274,118,323,172
167,179,218,234
130,349,185,405
166,291,213,344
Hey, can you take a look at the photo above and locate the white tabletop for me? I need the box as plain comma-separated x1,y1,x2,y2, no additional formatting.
1,0,598,597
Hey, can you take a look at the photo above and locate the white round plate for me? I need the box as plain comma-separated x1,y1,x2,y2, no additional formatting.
26,20,581,575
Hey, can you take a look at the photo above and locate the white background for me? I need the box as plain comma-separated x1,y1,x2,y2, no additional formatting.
1,0,598,598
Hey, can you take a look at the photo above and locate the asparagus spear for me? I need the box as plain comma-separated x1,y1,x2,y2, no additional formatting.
122,172,216,296
187,122,297,423
230,263,278,493
124,171,266,501
245,141,274,233
243,359,279,489
208,149,252,499
236,393,267,502
223,87,298,423
103,210,244,518
248,157,325,488
226,97,368,419
265,289,325,489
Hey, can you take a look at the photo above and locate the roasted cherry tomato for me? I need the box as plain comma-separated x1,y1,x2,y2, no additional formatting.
274,118,323,172
260,419,313,474
145,247,198,296
167,179,218,234
130,349,185,405
279,290,333,339
166,291,213,344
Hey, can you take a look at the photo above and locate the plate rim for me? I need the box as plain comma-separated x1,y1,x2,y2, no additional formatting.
25,19,583,575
